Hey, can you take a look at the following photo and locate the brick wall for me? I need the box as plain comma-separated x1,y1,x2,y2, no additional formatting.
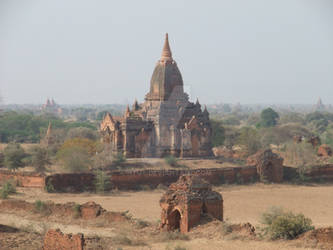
45,173,95,192
0,170,45,188
110,166,258,189
1,164,333,192
43,229,84,250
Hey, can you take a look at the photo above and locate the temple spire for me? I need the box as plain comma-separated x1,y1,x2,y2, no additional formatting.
160,33,173,62
46,121,52,137
125,105,131,118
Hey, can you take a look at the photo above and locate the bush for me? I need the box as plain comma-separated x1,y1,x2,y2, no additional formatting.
72,203,81,218
134,219,149,229
221,220,233,235
259,108,279,127
2,181,16,194
237,127,261,155
95,170,112,193
34,200,47,213
211,119,225,147
25,146,50,172
112,152,126,167
0,181,16,199
56,145,91,172
283,142,318,167
0,189,8,199
260,207,314,239
44,179,55,193
3,143,26,170
164,155,178,167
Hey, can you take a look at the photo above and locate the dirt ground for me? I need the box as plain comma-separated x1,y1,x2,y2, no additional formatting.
2,183,333,249
14,183,333,227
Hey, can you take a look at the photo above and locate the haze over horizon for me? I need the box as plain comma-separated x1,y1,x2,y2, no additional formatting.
1,0,332,105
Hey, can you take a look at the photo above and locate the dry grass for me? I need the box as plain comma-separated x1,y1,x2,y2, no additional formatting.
3,184,333,249
14,183,333,228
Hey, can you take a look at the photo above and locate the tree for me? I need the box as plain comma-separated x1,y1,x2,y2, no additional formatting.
25,146,50,172
56,145,91,172
237,127,261,155
3,143,26,170
66,127,98,141
260,108,279,127
211,120,225,147
97,111,109,121
60,138,97,156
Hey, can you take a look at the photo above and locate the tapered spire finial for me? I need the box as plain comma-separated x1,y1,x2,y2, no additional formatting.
161,33,173,62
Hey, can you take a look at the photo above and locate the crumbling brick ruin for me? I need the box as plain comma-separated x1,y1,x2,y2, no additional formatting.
160,175,223,233
43,229,84,250
247,149,284,183
317,144,332,157
100,34,212,158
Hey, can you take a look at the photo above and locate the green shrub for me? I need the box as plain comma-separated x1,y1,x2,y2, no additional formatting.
235,173,244,184
260,207,314,239
134,219,149,229
95,170,112,194
0,189,8,199
0,180,16,199
164,156,178,167
3,143,26,170
44,179,55,193
2,181,16,194
139,184,151,191
72,203,81,218
221,220,233,235
112,152,126,167
25,146,50,172
34,200,47,213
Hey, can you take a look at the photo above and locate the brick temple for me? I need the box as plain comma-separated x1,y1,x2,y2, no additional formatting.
160,175,223,233
100,34,212,158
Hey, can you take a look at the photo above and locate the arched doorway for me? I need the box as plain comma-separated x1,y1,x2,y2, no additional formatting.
168,209,181,230
202,203,207,214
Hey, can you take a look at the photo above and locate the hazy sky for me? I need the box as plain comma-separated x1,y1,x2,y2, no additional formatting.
1,0,332,105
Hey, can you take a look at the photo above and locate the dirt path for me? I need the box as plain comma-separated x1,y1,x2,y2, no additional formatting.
0,213,116,237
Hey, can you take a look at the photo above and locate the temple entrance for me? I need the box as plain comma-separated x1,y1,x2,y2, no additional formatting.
202,203,207,214
168,209,181,230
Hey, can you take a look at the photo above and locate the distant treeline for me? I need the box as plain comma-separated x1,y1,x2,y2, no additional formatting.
0,111,97,143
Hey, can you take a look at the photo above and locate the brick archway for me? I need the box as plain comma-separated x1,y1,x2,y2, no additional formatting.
168,209,181,230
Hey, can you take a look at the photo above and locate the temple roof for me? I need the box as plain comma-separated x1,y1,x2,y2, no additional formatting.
145,33,186,102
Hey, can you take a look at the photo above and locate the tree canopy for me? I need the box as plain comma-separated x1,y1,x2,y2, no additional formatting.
260,108,279,127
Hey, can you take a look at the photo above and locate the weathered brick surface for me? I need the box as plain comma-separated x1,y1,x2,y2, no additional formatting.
160,175,223,233
317,144,332,157
0,170,45,188
80,201,103,220
43,229,84,250
45,173,95,192
247,149,283,183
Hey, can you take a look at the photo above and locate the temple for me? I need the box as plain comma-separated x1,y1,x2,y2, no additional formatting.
100,34,212,158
